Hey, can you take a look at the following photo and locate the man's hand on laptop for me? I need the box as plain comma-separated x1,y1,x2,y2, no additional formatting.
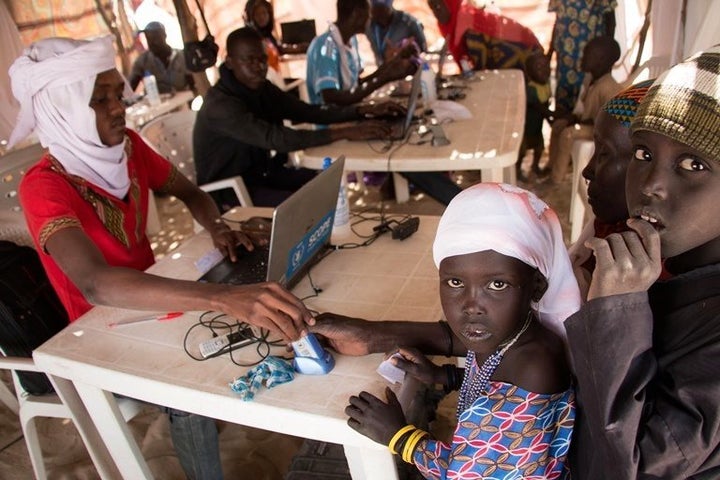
238,217,272,246
331,121,392,141
358,101,406,119
223,283,314,343
209,219,255,263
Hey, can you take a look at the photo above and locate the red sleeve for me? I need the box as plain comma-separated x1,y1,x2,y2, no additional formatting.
19,158,84,252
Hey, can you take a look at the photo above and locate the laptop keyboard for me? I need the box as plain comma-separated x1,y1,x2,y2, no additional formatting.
198,244,271,285
223,244,270,285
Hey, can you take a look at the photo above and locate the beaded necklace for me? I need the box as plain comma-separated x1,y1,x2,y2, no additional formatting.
456,311,533,417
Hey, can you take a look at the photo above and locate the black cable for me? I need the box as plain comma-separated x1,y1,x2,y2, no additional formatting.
183,312,285,367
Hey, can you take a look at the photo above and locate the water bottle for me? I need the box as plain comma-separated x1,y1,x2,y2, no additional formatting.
323,157,351,242
420,62,437,106
143,70,161,106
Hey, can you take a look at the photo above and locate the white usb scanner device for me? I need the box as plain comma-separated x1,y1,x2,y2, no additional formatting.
291,333,335,375
377,353,406,384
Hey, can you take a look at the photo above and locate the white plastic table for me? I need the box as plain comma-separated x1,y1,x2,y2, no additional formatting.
297,69,526,202
126,90,195,129
34,207,443,479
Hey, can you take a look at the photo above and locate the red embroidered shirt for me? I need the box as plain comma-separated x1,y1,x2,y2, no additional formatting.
19,130,175,321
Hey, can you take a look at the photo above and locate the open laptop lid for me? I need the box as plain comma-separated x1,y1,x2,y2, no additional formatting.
266,155,345,288
436,38,449,82
280,19,316,45
399,68,422,139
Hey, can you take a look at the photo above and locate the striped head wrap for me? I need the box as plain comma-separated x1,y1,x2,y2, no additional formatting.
603,79,654,127
631,45,720,162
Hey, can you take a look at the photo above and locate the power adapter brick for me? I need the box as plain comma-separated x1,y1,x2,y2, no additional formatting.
391,217,420,240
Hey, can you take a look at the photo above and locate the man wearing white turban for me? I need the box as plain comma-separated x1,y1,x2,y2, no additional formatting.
9,35,314,479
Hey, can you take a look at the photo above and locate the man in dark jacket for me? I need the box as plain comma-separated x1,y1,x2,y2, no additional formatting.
194,27,402,208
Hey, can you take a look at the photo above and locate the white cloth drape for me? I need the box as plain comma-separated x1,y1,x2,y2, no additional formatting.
0,1,24,150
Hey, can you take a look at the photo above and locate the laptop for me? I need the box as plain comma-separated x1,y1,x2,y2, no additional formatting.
280,19,316,45
389,68,422,141
199,156,345,289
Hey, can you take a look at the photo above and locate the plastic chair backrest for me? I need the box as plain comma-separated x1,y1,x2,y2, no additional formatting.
140,110,198,183
140,110,254,209
0,143,45,247
569,139,595,243
623,55,671,87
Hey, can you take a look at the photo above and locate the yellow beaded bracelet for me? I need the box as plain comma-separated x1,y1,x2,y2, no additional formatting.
388,424,416,455
402,428,428,463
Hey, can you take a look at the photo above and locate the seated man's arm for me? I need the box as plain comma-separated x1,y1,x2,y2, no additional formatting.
321,48,418,106
45,228,311,341
203,92,390,150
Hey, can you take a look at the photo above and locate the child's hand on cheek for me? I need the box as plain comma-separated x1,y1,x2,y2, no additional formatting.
586,218,662,300
346,388,407,445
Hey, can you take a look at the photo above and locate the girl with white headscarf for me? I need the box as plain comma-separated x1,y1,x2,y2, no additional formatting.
343,183,579,480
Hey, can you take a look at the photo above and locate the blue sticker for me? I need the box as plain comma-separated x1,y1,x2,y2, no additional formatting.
286,211,334,280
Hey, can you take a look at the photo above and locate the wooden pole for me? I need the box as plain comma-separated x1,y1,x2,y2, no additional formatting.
631,0,653,74
172,0,211,96
95,0,131,75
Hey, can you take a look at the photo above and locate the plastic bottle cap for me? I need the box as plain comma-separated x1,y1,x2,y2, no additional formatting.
322,157,332,169
144,70,152,77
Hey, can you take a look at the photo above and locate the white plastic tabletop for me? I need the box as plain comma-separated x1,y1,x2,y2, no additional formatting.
34,207,443,479
299,69,525,184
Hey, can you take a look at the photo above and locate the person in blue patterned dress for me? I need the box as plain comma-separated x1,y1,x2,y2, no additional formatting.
345,182,580,479
548,0,616,113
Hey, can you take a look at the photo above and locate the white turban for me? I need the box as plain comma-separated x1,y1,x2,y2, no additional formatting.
8,35,132,199
433,183,581,340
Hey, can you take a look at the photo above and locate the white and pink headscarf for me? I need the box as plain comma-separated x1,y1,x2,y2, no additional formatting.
433,183,581,340
8,35,132,199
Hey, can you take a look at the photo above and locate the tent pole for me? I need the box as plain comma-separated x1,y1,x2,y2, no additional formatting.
173,0,211,96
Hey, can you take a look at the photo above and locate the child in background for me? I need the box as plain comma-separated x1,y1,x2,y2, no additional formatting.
345,183,580,479
566,46,720,478
545,36,621,184
517,51,553,182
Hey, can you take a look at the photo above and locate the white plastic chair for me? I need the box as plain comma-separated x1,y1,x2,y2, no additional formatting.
0,143,45,248
0,349,144,479
266,66,306,98
139,110,254,216
569,139,595,243
622,55,671,87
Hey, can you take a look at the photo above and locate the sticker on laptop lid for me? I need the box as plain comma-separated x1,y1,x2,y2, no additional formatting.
285,211,334,280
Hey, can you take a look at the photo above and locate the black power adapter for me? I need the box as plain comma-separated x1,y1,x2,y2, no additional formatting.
391,217,420,240
373,217,420,241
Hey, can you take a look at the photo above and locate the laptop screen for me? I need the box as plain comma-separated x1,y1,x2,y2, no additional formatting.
267,156,345,287
197,156,345,290
280,19,316,45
